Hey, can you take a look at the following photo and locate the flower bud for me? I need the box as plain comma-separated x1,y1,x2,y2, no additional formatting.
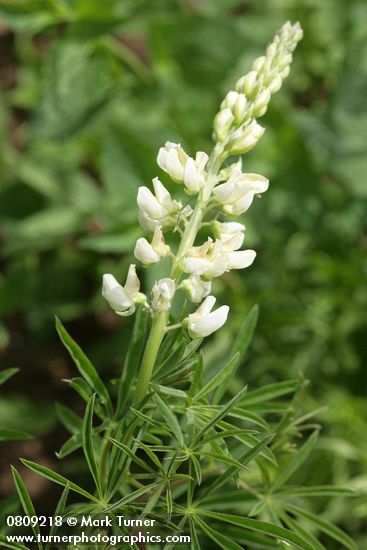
186,295,229,338
252,88,271,117
151,278,175,312
237,70,258,97
226,121,265,155
214,108,234,141
252,57,266,73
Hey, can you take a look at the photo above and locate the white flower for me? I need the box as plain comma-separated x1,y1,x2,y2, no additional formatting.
212,221,246,251
134,227,170,266
183,151,209,194
137,177,182,232
226,121,265,155
214,171,269,216
157,142,209,194
186,295,229,338
181,274,212,303
151,278,175,312
102,265,146,316
181,237,256,280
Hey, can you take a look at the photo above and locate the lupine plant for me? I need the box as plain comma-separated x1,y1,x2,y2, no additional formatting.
3,22,357,550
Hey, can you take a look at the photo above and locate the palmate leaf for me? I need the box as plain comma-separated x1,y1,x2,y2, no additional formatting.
195,516,243,550
55,317,112,416
56,433,82,459
271,431,319,492
108,438,157,476
283,503,358,550
189,517,201,550
82,395,102,497
20,459,98,503
196,510,315,550
11,467,42,550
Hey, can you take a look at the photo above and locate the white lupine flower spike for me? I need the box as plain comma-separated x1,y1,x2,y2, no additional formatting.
102,22,302,404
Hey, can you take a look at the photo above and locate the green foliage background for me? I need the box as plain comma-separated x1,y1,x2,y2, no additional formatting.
0,0,366,547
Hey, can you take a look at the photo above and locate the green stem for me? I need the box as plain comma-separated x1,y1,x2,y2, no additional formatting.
131,144,226,405
132,313,167,405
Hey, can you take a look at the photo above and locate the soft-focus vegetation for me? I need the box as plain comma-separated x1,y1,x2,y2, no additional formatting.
0,0,366,548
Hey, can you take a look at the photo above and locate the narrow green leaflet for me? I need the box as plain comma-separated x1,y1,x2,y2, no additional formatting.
0,535,29,550
55,403,82,434
82,395,102,496
240,380,300,407
195,516,243,550
0,429,32,441
196,434,274,504
153,393,184,446
0,368,18,386
11,467,42,550
55,317,112,416
215,305,258,402
116,306,148,416
194,353,240,401
277,486,356,498
284,503,358,550
109,438,157,475
189,517,201,550
280,511,326,550
45,484,69,550
105,482,160,513
196,510,314,550
192,387,247,445
271,431,319,492
20,459,98,502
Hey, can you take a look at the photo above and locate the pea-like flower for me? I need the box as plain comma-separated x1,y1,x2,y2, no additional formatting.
102,265,146,316
151,278,175,312
214,170,269,216
185,295,229,338
157,142,209,194
137,177,182,232
181,237,256,280
212,221,246,251
134,227,170,266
